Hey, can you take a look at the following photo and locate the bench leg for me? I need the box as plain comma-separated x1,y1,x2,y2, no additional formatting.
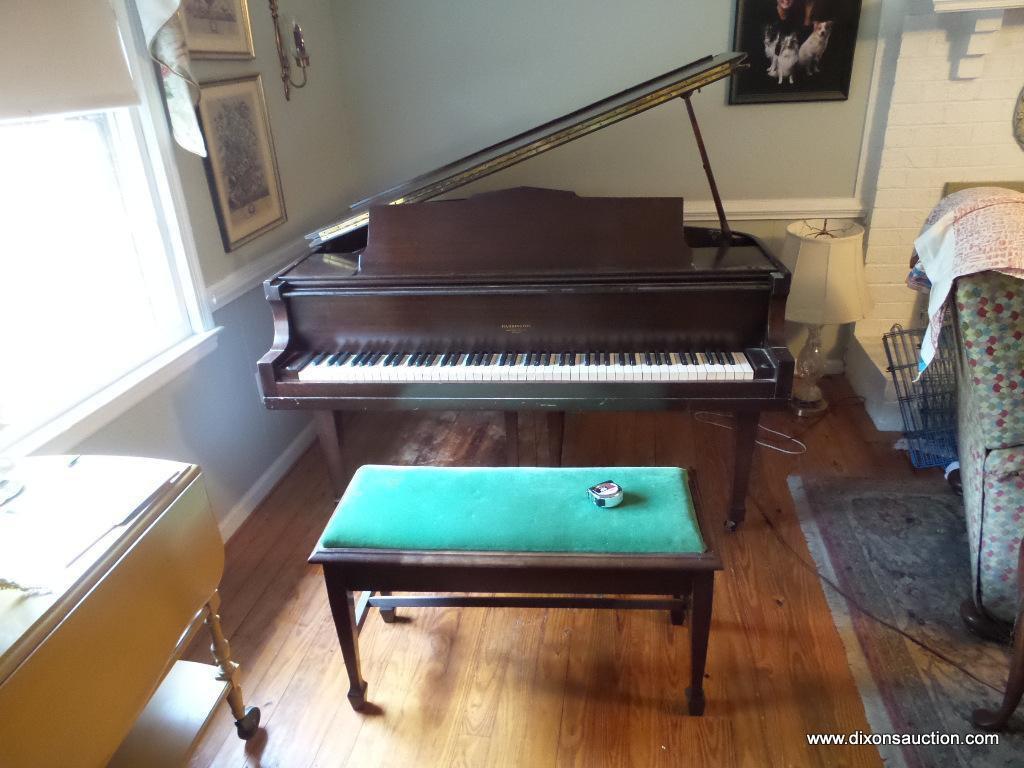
670,592,690,626
379,590,398,623
324,568,368,710
686,572,714,715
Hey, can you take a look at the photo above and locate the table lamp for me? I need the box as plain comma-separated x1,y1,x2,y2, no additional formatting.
783,219,871,416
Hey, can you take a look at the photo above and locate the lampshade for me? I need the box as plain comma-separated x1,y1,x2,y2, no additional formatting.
1,0,138,121
783,219,872,325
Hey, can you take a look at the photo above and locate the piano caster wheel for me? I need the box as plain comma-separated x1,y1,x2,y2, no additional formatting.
724,519,740,533
235,706,261,740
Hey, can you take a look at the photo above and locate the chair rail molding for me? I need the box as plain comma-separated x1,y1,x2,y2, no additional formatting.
934,0,1024,11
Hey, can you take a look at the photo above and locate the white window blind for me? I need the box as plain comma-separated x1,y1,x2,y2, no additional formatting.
0,0,212,452
1,0,138,120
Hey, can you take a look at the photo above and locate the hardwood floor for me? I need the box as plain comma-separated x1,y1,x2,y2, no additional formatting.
188,378,928,768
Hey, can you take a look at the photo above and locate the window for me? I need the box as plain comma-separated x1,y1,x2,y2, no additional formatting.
0,5,214,453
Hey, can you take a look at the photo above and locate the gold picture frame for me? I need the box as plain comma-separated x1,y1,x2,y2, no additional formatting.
197,75,286,251
181,0,255,60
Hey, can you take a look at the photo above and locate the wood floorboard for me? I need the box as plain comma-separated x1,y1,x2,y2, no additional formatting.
191,377,930,768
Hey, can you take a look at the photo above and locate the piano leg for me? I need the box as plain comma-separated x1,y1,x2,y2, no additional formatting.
504,412,520,466
727,411,759,531
314,410,346,499
547,411,565,467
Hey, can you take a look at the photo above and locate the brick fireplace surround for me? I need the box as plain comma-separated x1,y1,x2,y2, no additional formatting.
847,0,1024,429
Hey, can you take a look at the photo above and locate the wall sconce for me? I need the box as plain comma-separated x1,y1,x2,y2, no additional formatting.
268,0,310,101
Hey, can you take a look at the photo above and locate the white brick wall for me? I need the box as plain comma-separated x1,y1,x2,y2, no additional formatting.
859,9,1024,338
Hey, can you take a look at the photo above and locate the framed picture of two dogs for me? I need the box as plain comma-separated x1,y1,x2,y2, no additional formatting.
730,0,862,104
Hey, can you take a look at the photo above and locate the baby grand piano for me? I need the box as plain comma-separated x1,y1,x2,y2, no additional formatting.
257,52,793,530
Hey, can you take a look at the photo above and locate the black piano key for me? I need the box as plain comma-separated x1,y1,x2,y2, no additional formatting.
422,353,435,366
381,352,397,366
284,351,314,372
724,351,737,365
644,352,653,366
310,351,328,366
350,351,365,366
654,352,665,366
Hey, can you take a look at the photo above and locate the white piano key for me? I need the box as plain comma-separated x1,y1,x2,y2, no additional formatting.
294,349,762,384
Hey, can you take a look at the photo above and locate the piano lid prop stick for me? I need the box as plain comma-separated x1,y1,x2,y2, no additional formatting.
682,94,731,239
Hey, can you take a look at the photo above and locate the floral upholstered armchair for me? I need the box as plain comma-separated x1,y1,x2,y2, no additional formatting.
952,271,1024,631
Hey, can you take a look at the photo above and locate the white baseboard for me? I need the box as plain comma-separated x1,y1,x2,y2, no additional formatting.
217,421,316,541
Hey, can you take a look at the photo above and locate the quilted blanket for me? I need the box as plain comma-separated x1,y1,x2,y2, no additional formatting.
911,187,1024,372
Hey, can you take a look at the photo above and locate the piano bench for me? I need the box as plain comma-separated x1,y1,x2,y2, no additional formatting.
309,464,722,715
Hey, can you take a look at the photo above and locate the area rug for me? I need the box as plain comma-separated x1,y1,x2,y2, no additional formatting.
789,476,1021,768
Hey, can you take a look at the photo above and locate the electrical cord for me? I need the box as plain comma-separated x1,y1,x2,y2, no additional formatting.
694,411,808,455
759,509,1005,696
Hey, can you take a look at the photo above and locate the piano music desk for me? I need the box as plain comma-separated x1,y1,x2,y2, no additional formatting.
0,456,258,768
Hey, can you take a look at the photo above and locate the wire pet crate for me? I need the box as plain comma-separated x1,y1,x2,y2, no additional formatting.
883,324,958,469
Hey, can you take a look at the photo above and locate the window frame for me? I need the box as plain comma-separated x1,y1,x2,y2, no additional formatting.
3,0,219,456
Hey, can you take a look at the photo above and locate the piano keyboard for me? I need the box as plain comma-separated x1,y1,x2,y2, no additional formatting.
291,350,758,383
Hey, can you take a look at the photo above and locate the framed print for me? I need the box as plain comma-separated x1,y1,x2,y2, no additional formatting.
730,0,862,104
181,0,255,60
198,75,286,251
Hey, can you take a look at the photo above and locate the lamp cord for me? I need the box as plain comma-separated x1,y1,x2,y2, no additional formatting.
694,411,807,455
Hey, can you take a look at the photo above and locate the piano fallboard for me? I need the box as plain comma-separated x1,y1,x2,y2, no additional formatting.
263,377,786,411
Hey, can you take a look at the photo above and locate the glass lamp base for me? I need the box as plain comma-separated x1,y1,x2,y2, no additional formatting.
790,394,828,417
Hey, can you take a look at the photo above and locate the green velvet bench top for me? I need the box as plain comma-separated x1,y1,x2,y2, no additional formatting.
318,465,705,555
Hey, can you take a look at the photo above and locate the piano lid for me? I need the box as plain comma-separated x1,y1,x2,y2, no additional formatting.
307,51,746,247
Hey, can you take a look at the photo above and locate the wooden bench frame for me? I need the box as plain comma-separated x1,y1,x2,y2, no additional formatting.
310,472,722,715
